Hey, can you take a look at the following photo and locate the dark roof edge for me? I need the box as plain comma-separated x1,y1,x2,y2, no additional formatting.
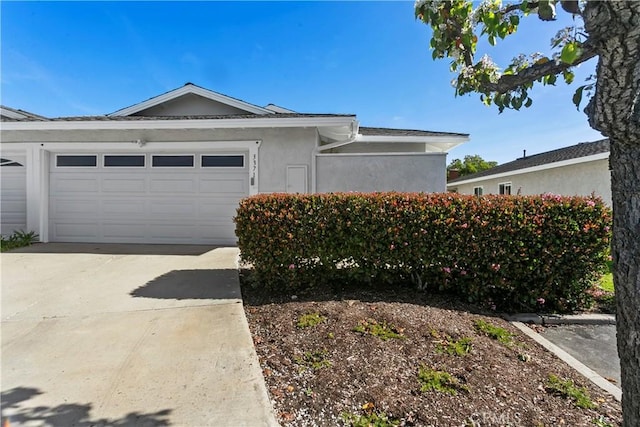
447,138,610,184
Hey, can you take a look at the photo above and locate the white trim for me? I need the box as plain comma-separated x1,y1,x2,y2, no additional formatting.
316,152,445,157
108,84,274,116
473,186,483,196
264,104,296,113
447,152,610,186
1,116,357,131
34,140,260,151
358,135,468,144
317,133,468,153
1,107,29,119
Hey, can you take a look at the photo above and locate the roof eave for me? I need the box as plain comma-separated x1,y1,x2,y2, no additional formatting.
0,116,357,131
446,151,610,186
358,134,469,153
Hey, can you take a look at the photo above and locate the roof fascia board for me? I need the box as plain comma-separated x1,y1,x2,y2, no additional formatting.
0,116,357,131
35,140,260,151
359,135,468,153
108,85,274,116
1,109,26,119
447,152,610,186
358,135,469,143
317,152,444,157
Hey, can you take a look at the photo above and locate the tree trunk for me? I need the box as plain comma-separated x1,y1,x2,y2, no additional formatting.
583,2,640,425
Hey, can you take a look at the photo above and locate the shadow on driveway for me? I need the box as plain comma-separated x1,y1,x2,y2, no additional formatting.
130,269,241,300
8,243,219,256
1,387,172,427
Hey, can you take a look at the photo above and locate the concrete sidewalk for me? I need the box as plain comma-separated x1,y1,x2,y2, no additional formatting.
507,313,621,401
1,244,278,426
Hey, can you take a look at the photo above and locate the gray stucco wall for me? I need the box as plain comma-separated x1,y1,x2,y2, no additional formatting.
449,158,611,205
1,126,318,194
316,154,446,193
135,93,252,116
330,142,426,153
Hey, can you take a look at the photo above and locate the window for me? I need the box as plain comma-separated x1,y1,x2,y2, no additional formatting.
0,158,23,167
473,186,484,196
201,155,244,168
56,155,97,167
499,182,512,195
104,155,145,167
152,155,194,167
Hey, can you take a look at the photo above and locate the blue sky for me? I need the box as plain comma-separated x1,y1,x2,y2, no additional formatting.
1,1,603,164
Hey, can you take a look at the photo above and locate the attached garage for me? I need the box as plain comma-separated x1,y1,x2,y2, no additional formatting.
0,155,27,236
49,152,249,245
1,83,468,246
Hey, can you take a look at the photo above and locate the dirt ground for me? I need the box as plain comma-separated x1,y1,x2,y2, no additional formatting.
242,281,621,427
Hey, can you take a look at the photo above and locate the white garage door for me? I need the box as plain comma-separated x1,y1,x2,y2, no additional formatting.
49,153,249,244
1,155,27,236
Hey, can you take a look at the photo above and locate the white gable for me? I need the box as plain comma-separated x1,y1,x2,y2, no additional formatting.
109,83,274,117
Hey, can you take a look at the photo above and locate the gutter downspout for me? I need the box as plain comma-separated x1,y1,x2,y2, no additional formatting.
311,119,359,193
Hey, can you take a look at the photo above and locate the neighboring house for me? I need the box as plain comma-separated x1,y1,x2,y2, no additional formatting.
447,139,611,205
0,83,468,244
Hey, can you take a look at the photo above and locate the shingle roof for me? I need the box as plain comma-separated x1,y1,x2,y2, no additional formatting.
448,138,610,184
359,126,468,138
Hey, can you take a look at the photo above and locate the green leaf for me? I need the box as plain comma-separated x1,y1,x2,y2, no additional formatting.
524,98,533,108
563,70,575,84
572,86,585,110
560,42,582,65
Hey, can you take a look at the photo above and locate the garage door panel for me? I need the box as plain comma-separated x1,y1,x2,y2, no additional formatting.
103,223,147,239
52,177,100,194
1,175,26,192
52,199,100,215
1,157,27,235
49,151,249,244
149,178,197,193
149,200,197,217
147,223,197,240
102,200,146,215
200,200,240,218
199,178,246,194
102,178,146,193
52,222,101,240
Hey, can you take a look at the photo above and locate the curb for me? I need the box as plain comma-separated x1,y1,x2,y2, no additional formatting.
502,313,615,325
510,321,622,401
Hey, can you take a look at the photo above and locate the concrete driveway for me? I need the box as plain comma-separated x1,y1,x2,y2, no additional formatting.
1,243,277,426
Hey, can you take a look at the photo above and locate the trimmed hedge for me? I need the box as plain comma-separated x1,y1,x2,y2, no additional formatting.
235,193,611,312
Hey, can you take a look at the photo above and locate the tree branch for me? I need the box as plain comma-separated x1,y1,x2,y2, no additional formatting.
484,43,597,94
501,2,539,15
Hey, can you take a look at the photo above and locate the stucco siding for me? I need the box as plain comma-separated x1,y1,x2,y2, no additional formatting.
450,158,611,205
135,93,253,116
0,127,317,195
316,154,445,193
331,142,426,153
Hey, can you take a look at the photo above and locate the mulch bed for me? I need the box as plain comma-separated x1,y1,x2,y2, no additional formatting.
242,280,621,426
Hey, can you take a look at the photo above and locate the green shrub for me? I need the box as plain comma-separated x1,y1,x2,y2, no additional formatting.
235,193,611,312
1,230,39,252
